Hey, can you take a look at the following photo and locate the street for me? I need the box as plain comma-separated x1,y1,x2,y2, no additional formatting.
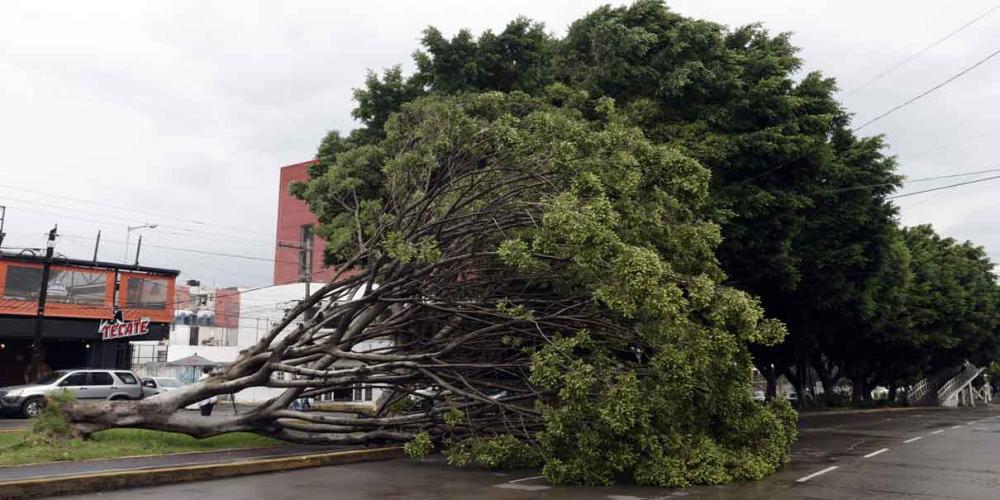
0,418,27,432
56,406,1000,499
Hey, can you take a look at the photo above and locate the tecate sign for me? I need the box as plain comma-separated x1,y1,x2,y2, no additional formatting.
99,318,151,340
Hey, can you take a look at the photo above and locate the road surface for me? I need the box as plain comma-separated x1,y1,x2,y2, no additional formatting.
56,406,1000,499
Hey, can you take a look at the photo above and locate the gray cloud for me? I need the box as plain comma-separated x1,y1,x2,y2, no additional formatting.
2,0,998,286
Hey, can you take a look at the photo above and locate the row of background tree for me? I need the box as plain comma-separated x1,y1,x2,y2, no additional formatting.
306,0,1000,409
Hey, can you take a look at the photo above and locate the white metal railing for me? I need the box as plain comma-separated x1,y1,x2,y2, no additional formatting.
908,378,932,405
907,365,964,406
936,365,983,404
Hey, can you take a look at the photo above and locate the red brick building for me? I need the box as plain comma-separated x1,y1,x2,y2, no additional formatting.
273,160,336,285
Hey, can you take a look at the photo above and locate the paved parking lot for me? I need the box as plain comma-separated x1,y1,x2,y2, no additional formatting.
57,406,1000,499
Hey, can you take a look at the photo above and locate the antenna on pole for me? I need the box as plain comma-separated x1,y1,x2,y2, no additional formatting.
92,230,101,263
0,205,6,249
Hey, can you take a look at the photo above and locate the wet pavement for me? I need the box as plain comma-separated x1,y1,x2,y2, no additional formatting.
0,418,28,432
52,405,1000,499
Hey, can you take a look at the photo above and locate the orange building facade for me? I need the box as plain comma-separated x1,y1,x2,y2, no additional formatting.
0,253,178,386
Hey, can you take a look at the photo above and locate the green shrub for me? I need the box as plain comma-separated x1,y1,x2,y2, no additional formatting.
31,389,76,443
403,431,433,459
443,435,544,470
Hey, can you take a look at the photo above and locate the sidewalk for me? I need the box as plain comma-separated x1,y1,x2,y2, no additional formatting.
0,443,404,499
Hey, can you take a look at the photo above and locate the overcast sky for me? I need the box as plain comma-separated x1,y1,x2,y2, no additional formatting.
2,0,999,287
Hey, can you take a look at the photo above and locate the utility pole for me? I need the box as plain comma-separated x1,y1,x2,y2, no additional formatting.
92,230,101,263
0,205,6,249
26,225,57,383
302,227,313,300
124,223,157,263
134,235,143,266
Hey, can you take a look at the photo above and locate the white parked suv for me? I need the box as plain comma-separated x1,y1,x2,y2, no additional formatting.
140,377,184,396
0,369,144,418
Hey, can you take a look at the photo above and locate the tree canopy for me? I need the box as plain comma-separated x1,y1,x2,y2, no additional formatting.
66,0,1000,489
320,0,998,405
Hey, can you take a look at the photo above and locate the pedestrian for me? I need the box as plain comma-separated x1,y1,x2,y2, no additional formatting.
198,366,218,416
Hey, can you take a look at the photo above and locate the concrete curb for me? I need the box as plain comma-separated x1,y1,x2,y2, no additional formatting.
0,446,405,499
797,406,954,419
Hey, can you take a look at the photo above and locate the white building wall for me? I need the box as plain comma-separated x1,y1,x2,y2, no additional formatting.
156,282,390,405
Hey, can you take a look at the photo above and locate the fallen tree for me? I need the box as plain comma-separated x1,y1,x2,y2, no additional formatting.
67,91,795,487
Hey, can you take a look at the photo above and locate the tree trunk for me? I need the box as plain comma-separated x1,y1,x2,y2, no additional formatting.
888,382,898,404
811,354,840,407
765,371,777,400
851,377,865,407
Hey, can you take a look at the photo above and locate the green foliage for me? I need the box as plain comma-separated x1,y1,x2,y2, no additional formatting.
0,429,275,467
404,431,434,459
443,408,465,427
302,88,794,486
296,0,1000,487
443,435,544,470
31,389,75,443
386,396,419,416
385,232,442,264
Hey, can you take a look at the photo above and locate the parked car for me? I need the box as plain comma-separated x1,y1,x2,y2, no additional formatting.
140,377,184,397
0,369,144,418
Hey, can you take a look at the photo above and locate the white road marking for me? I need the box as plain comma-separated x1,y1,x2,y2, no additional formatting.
931,429,944,435
494,484,549,491
796,466,839,483
509,475,545,484
951,425,962,430
863,448,889,458
904,436,923,443
965,421,975,426
494,475,549,491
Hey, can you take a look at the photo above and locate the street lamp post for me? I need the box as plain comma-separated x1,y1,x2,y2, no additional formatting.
124,223,157,264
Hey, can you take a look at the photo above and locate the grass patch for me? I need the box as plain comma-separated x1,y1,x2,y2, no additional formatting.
0,429,278,467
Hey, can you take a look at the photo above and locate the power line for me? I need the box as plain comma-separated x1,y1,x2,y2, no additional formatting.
900,125,1000,159
889,173,1000,199
0,183,275,237
823,166,1000,195
0,195,277,246
58,234,296,265
853,45,1000,132
846,3,1000,94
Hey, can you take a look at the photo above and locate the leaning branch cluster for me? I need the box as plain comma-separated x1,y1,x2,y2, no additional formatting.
67,137,615,446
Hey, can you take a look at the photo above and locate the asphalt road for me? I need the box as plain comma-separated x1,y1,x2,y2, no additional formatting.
55,406,1000,499
0,417,28,431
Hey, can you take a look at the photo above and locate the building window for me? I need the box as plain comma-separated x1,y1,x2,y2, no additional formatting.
298,224,313,279
332,387,352,401
2,266,43,300
348,384,373,402
156,350,167,363
125,277,168,309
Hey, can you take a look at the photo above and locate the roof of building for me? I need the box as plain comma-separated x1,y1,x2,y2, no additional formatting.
0,251,181,276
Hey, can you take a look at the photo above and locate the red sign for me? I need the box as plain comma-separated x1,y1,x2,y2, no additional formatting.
99,318,150,340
